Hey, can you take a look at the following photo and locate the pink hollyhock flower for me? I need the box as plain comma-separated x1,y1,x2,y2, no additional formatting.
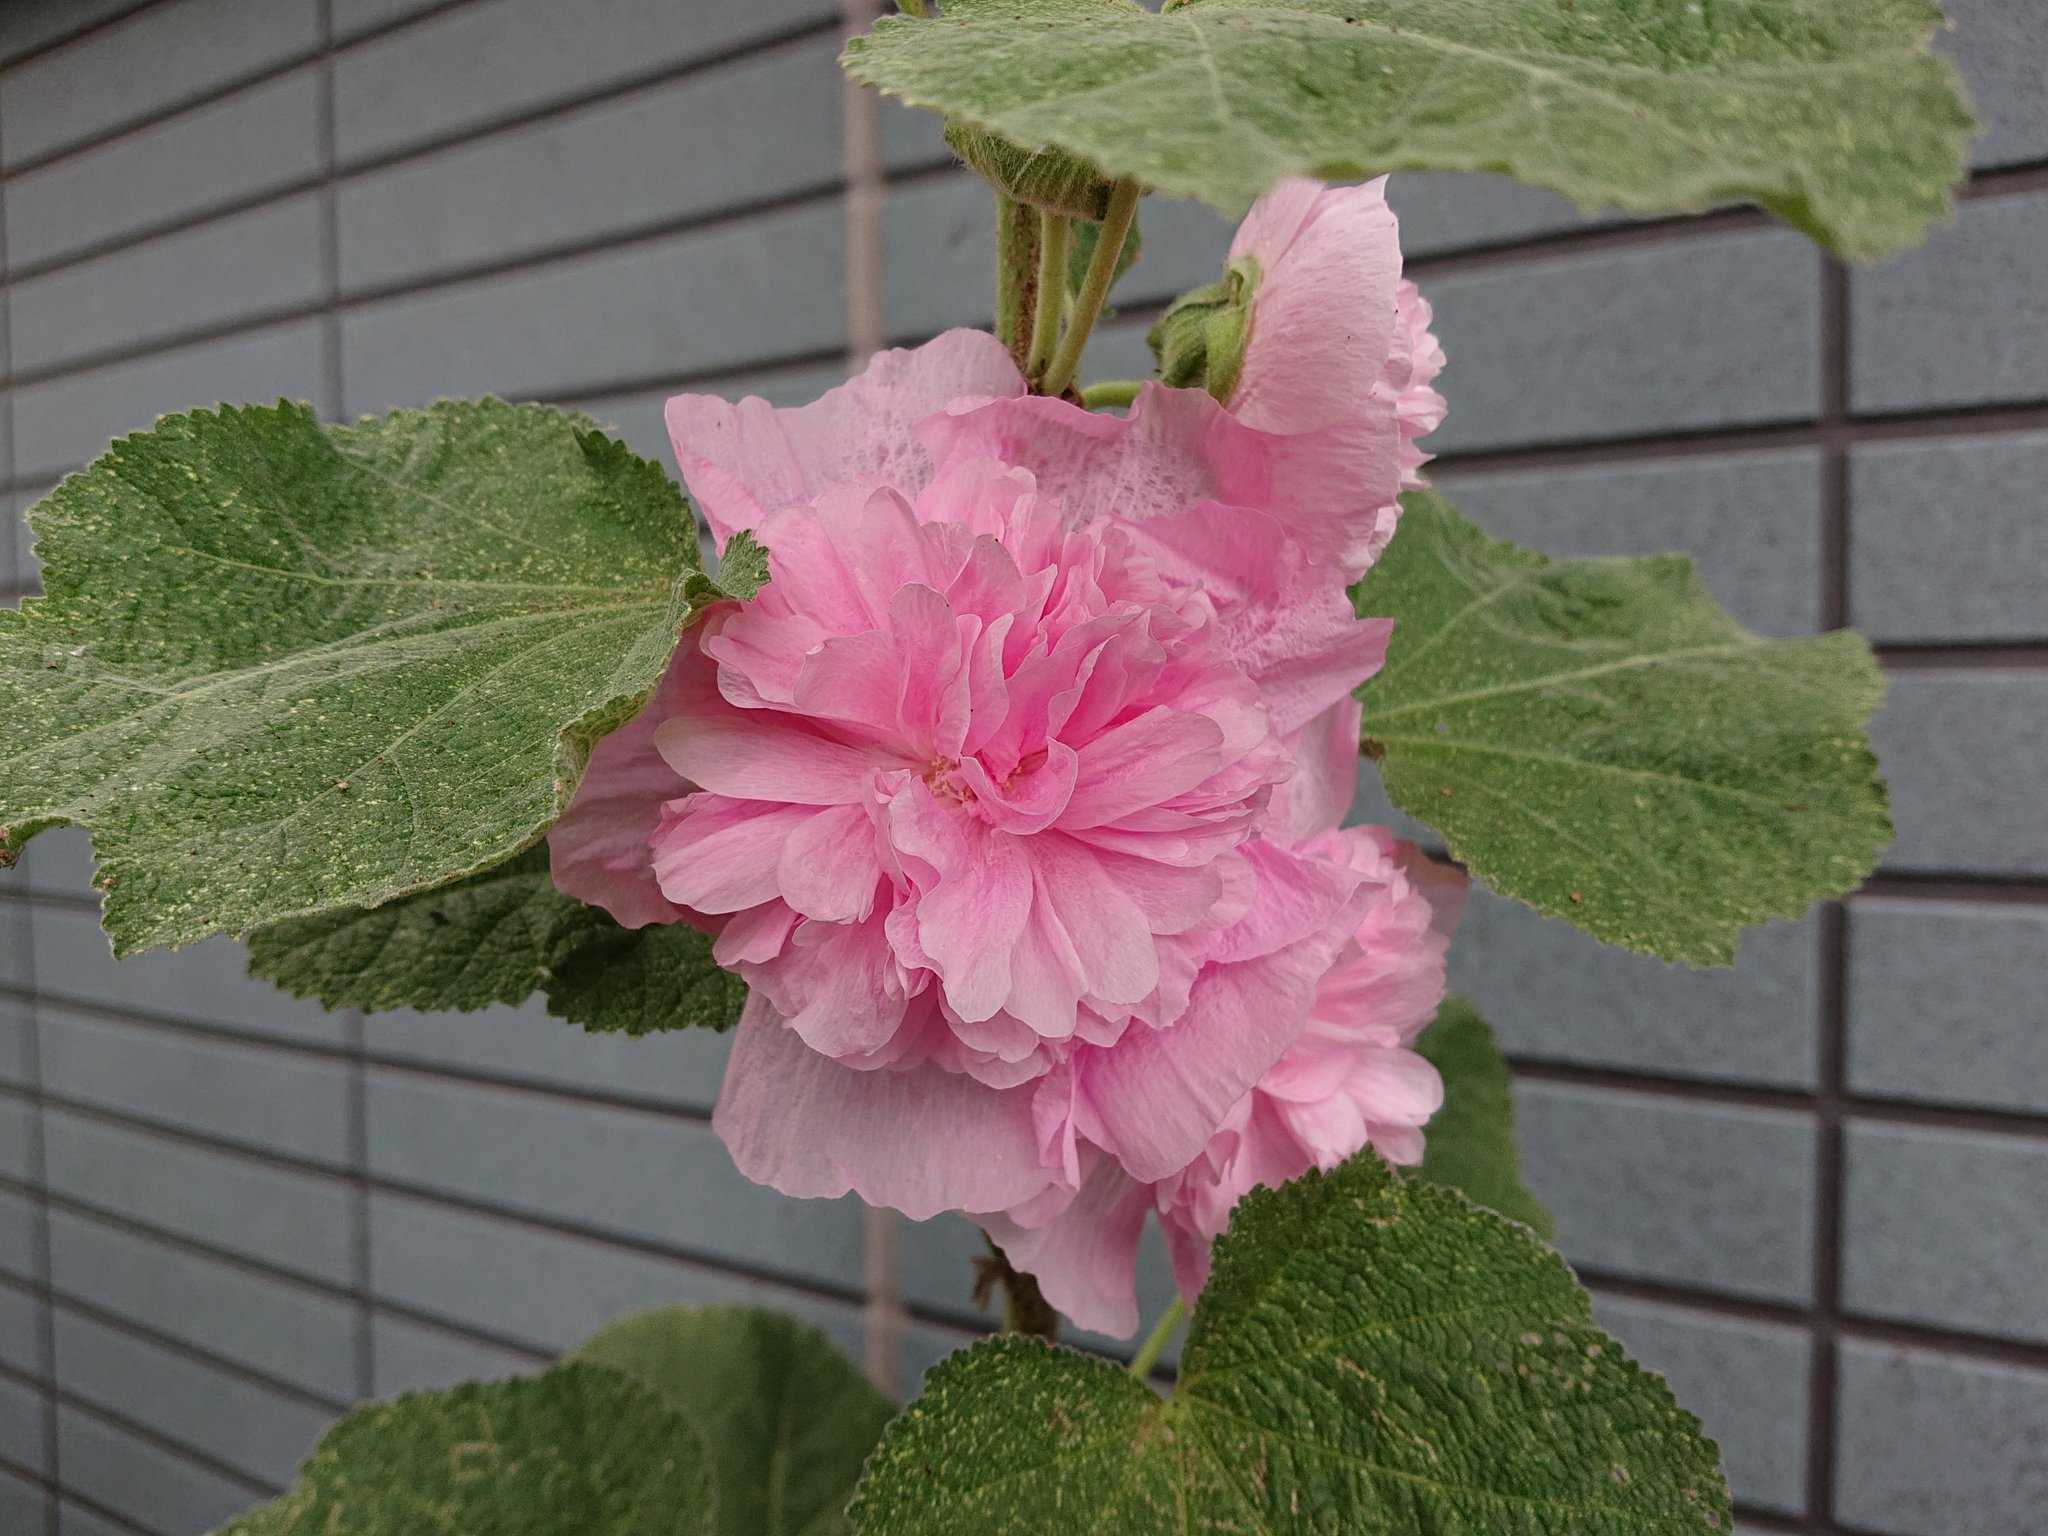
1224,175,1447,566
985,801,1463,1337
549,327,1403,1235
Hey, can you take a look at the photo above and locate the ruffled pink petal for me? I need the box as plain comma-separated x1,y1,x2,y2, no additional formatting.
1228,177,1402,437
547,643,700,928
1273,697,1365,844
981,1150,1152,1339
712,994,1061,1222
667,330,1025,546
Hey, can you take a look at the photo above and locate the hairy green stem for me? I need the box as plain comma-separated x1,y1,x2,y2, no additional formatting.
1026,211,1071,383
1079,378,1145,410
1128,1296,1186,1380
993,191,1042,372
1039,177,1141,400
975,1236,1060,1341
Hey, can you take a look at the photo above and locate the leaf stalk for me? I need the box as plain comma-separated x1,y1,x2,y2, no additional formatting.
1039,177,1140,400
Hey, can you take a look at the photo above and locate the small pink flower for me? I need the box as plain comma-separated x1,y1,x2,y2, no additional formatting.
1225,176,1447,568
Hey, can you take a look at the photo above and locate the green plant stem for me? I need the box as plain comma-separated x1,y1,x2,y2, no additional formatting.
1039,177,1140,400
1026,210,1070,383
1079,379,1144,410
895,0,929,14
1128,1297,1186,1379
993,191,1042,372
975,1236,1060,1341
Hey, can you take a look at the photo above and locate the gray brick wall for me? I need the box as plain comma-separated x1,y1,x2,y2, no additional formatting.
0,3,2042,1533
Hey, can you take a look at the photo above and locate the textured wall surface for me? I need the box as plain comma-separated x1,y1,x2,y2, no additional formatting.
0,2,2043,1534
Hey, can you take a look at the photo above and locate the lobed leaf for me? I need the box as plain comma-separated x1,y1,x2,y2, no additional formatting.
845,0,1975,261
215,1363,713,1535
1353,492,1891,965
850,1150,1731,1533
578,1306,896,1536
1417,996,1554,1237
247,846,745,1035
0,400,706,954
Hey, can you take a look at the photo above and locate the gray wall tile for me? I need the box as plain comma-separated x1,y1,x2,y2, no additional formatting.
1591,1292,1810,1514
42,1111,354,1285
1835,1342,2048,1536
1390,170,1612,258
364,1071,864,1291
0,0,318,168
1848,898,2048,1114
1434,449,1824,637
0,0,146,69
29,906,348,1046
341,202,844,413
1842,1121,2048,1344
1871,672,2048,876
338,37,847,294
51,1307,333,1487
1425,230,1820,452
0,1189,34,1284
47,1211,357,1402
15,825,95,900
37,1006,350,1166
4,68,324,273
55,1404,259,1536
1451,890,1817,1088
1852,190,2048,414
0,1276,42,1377
9,195,324,376
333,0,837,165
0,1463,49,1531
362,994,728,1115
11,319,324,482
1941,0,2048,171
368,1191,865,1363
332,0,446,41
0,1371,47,1475
0,1094,32,1183
572,357,848,474
370,1312,544,1398
1516,1083,1815,1303
1849,431,2048,642
0,995,31,1092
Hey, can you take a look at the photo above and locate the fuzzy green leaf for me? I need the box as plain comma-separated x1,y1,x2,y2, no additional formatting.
246,846,745,1035
215,1363,713,1535
845,0,1974,260
1417,996,1553,1237
1354,493,1891,965
0,401,705,954
578,1306,895,1536
850,1150,1730,1533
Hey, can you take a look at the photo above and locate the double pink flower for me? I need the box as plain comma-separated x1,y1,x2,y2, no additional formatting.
551,176,1458,1334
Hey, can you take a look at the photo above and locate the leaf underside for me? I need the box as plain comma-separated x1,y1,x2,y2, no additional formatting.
215,1364,714,1535
246,845,745,1036
578,1306,896,1536
1416,996,1554,1237
0,400,705,954
1353,492,1891,966
849,1150,1731,1533
845,0,1974,261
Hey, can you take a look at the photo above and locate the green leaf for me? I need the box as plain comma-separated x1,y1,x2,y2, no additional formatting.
844,0,1975,261
247,845,745,1035
1417,996,1553,1238
0,400,706,954
850,1150,1730,1534
1354,492,1891,966
578,1305,896,1536
216,1362,713,1534
685,528,772,608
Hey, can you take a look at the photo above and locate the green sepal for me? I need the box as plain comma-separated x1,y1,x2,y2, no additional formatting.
1146,254,1257,400
944,119,1115,221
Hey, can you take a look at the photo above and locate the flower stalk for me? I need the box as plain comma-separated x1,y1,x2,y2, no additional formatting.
1128,1297,1186,1380
1026,210,1070,384
1038,177,1140,400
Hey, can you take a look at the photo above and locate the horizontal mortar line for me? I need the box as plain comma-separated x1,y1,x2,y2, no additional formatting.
0,1164,870,1359
37,1285,352,1415
0,1454,161,1536
1728,1510,1830,1536
0,979,730,1126
4,297,335,392
1508,1059,2048,1140
0,1093,872,1312
511,342,857,412
1,5,845,186
1876,642,2048,669
1406,204,1777,278
0,33,857,286
0,0,159,75
1965,158,2048,199
364,1297,555,1371
1578,1268,2048,1372
1856,872,2048,905
1429,396,2048,475
50,1383,282,1501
